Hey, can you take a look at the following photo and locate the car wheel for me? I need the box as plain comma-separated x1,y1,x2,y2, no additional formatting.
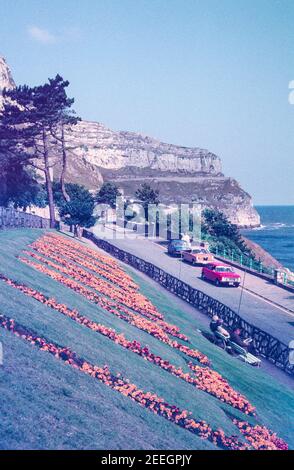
215,279,220,287
234,283,240,288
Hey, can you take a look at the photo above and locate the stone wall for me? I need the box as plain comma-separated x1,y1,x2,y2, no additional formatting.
0,207,50,230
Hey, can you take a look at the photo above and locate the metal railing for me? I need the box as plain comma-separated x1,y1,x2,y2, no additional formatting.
165,227,292,289
206,243,294,289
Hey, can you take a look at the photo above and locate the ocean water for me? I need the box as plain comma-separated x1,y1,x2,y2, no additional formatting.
242,206,294,271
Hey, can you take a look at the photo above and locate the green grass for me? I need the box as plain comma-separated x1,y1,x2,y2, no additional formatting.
0,228,293,450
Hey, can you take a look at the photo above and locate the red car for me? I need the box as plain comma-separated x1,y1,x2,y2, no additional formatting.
201,262,241,287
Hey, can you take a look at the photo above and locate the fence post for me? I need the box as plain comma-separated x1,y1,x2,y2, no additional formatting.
283,272,287,285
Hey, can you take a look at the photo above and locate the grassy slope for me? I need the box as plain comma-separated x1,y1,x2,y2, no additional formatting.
0,229,293,450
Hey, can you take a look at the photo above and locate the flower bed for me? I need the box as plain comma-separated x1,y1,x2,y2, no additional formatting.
33,234,139,292
19,256,209,364
48,232,121,270
0,312,287,450
26,248,166,323
28,233,193,341
234,420,288,450
0,272,255,415
188,362,255,415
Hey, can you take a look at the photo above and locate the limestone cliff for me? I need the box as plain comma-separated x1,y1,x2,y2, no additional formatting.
0,57,15,108
67,120,222,175
0,56,260,227
63,120,260,227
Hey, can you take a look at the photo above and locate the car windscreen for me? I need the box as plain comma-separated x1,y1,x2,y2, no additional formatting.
215,266,234,273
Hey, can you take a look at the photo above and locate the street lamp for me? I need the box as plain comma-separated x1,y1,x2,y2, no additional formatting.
237,265,247,316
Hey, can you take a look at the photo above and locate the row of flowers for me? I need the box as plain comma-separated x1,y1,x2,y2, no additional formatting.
234,420,288,450
48,232,121,270
33,234,139,293
188,362,255,415
23,249,187,342
0,312,287,450
44,233,139,292
36,234,190,330
19,256,210,364
30,234,203,344
28,243,165,323
0,272,254,415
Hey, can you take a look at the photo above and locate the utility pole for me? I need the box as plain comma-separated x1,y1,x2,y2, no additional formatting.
237,267,247,316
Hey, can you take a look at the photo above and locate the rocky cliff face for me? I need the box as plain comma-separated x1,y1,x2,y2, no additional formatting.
64,121,259,226
0,56,260,227
0,57,15,108
67,120,222,175
107,175,259,227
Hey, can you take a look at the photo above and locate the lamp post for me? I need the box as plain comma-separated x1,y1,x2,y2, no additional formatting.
179,251,183,281
237,266,247,316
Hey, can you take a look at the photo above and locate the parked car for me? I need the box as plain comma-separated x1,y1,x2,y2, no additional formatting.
201,262,241,287
167,239,191,256
182,247,214,265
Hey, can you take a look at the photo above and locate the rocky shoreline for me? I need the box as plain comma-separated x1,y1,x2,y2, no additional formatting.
242,236,283,269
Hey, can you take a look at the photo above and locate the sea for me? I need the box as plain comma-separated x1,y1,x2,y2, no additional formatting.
242,206,294,272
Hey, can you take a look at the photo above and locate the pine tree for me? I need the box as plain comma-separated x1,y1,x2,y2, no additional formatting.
54,183,96,237
1,75,79,227
95,182,122,208
0,103,38,208
135,183,160,207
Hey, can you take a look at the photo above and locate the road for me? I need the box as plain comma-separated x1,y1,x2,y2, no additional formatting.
90,224,294,346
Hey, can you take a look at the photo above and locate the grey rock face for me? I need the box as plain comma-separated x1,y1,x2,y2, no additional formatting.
0,57,15,108
65,121,260,226
111,176,260,227
67,120,223,175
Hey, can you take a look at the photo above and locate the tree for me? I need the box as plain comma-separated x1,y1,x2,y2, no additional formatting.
134,183,160,234
1,75,79,227
48,85,80,202
54,183,96,237
135,183,160,208
202,208,247,252
0,116,43,209
0,155,42,209
95,182,122,208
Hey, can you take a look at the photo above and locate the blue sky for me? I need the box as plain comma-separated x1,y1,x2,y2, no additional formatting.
1,0,294,204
